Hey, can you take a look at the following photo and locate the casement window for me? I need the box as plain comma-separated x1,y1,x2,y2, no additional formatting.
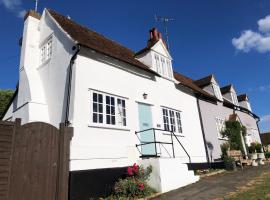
93,93,103,123
40,37,53,64
154,53,173,79
162,108,183,134
92,91,127,127
161,57,167,77
212,84,222,100
166,60,173,78
231,93,239,106
117,99,127,126
215,118,225,139
154,54,161,74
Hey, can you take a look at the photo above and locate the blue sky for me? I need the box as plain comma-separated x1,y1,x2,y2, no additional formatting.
0,0,269,132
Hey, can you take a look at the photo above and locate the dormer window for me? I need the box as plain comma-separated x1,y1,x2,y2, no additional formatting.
154,54,161,74
154,53,173,79
231,92,239,106
212,84,223,100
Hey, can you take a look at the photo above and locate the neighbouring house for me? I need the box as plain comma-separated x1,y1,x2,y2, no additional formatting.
261,132,270,146
1,9,212,198
194,75,261,162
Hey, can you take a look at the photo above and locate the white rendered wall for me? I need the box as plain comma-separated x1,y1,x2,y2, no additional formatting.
69,49,207,171
139,158,199,193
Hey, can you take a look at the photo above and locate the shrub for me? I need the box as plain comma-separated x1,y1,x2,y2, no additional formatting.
220,142,230,159
110,163,155,199
248,143,256,153
221,121,245,154
265,152,270,158
255,143,263,153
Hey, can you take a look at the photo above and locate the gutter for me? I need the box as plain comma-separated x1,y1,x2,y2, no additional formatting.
196,96,211,166
64,44,81,126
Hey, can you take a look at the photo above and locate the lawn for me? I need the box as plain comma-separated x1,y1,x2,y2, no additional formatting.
223,171,270,200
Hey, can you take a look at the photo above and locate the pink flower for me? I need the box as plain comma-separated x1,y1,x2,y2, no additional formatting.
132,163,139,174
127,166,133,176
138,183,145,190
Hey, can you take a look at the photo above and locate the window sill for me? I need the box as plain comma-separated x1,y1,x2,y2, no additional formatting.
218,137,229,141
88,124,130,131
162,132,185,137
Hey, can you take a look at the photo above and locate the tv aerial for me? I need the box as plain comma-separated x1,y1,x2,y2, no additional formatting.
155,14,175,51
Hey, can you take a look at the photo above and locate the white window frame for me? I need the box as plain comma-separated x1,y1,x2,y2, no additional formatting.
231,92,239,106
212,83,222,100
162,107,183,135
154,54,161,74
40,36,53,65
89,90,128,130
166,60,173,78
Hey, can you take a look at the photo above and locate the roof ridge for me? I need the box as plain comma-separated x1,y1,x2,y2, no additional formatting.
47,8,136,54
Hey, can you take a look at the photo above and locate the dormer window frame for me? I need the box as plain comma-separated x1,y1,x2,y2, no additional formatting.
212,83,223,101
231,92,239,106
153,52,173,80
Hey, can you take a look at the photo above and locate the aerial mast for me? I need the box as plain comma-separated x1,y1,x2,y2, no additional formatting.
155,15,175,51
34,0,39,12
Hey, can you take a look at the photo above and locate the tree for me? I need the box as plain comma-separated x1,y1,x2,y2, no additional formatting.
221,120,245,154
0,90,14,118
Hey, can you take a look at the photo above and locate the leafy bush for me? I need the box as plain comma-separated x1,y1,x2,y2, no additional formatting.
265,152,270,158
221,121,245,154
0,89,14,118
220,142,230,159
109,163,155,199
255,143,263,153
248,142,256,153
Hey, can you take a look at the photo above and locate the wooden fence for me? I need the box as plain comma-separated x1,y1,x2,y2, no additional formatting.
0,119,73,200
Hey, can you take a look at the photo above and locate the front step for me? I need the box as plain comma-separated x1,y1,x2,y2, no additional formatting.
138,158,199,193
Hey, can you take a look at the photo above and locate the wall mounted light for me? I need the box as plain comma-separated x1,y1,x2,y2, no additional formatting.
143,93,148,99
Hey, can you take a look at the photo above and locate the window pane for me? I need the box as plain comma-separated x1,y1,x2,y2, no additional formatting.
98,94,103,103
93,103,97,112
93,113,97,123
93,93,97,102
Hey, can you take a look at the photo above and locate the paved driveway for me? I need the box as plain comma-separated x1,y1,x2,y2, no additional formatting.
153,163,270,200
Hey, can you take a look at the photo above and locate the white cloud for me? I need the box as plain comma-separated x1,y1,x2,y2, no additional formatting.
261,115,270,122
0,0,26,18
232,15,270,53
258,15,270,33
248,84,270,92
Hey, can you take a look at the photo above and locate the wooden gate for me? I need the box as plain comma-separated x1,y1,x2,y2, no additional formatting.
0,119,73,200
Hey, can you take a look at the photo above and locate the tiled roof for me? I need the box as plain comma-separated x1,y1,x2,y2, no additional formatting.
47,9,159,76
220,84,233,94
237,94,248,102
194,74,214,87
173,72,217,101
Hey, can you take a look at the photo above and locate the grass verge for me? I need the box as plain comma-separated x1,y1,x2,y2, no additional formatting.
221,171,270,200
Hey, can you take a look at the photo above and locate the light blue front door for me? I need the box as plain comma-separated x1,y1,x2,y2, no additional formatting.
138,103,155,155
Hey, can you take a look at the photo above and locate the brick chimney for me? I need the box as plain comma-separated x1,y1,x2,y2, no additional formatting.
147,28,167,49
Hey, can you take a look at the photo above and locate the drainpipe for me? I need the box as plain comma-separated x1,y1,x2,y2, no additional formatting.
64,44,81,126
196,96,211,166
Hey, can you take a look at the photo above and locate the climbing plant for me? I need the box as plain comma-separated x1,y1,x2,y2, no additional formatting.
221,120,246,154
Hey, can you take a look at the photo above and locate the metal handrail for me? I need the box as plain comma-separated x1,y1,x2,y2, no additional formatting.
170,131,191,163
135,128,191,163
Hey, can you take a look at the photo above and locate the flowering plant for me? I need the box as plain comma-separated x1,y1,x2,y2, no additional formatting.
112,163,155,198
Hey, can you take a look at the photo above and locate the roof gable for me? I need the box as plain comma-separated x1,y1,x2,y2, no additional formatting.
237,94,249,102
151,40,172,59
220,84,236,94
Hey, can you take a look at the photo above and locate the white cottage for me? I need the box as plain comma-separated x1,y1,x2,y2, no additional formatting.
2,9,214,198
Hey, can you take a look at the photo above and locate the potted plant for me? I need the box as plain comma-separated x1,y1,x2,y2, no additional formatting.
249,143,258,166
223,156,237,171
256,143,265,165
